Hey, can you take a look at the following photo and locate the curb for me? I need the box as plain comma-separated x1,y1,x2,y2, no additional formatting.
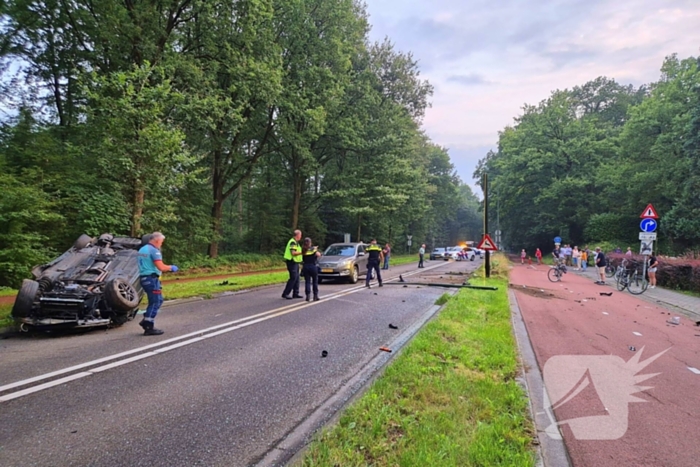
509,289,572,467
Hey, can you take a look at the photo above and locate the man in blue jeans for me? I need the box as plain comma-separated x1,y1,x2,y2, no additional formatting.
137,232,179,335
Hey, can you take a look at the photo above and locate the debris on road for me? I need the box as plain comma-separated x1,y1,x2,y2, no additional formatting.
629,346,636,351
389,324,398,329
600,292,613,296
321,350,328,358
379,346,392,353
667,317,680,325
399,275,405,283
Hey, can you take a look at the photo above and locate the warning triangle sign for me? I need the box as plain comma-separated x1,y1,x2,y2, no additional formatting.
478,234,498,251
639,204,659,219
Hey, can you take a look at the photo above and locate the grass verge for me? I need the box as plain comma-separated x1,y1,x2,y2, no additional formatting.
163,271,289,300
298,255,535,467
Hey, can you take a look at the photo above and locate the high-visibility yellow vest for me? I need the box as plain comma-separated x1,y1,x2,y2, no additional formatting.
284,238,302,262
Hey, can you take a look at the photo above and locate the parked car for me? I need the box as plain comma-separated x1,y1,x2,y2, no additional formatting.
317,243,369,284
11,233,146,331
429,248,448,260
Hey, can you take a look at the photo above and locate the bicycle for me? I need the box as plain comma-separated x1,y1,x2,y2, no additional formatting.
605,263,616,278
615,261,648,295
547,261,567,282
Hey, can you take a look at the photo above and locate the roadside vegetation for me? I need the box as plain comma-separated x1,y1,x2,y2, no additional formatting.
299,254,535,466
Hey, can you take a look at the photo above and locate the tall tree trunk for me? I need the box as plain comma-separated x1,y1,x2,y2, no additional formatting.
131,187,144,237
291,169,303,230
357,213,362,242
208,197,223,258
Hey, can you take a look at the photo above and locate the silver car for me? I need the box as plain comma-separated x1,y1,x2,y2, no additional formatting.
317,243,369,284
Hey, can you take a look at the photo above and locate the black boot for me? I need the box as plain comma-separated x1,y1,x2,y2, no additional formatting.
313,294,319,301
305,294,310,302
141,320,164,336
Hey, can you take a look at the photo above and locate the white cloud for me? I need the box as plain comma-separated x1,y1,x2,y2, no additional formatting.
365,0,700,183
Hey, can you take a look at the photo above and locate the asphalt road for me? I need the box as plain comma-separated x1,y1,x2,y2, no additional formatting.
0,258,481,467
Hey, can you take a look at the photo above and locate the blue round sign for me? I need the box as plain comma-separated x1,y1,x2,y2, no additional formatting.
554,236,562,244
640,218,657,232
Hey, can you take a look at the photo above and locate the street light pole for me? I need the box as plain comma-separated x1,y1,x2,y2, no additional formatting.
483,173,490,278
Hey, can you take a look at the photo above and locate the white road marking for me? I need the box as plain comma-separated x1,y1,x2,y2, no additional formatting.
633,332,643,336
0,263,448,402
688,367,700,375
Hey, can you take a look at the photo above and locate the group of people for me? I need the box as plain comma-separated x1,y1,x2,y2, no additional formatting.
282,231,392,299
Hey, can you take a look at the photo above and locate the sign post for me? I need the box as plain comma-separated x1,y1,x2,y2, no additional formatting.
407,235,412,254
639,204,659,285
483,173,490,278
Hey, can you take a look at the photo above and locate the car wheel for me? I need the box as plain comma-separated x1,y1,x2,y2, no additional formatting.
349,266,359,284
104,278,141,311
470,256,475,261
73,234,94,250
11,279,40,318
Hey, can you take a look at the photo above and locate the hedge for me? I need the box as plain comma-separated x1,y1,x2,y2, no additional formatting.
606,253,700,294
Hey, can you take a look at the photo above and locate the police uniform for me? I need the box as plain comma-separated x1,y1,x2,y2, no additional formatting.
302,248,320,301
282,237,303,298
365,243,383,288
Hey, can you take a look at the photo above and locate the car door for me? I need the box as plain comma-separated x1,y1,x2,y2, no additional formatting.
356,245,368,273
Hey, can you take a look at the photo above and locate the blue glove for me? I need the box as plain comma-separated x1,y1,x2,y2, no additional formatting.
171,265,179,273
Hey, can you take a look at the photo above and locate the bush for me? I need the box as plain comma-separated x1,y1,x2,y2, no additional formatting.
584,213,638,243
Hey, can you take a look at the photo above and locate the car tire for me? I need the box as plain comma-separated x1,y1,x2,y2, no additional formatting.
11,279,40,318
470,256,475,261
73,234,94,250
104,278,141,311
349,266,359,284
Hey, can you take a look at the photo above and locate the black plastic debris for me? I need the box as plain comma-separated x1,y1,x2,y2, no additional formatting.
389,324,398,329
600,292,613,296
399,275,405,283
629,346,636,351
321,350,328,358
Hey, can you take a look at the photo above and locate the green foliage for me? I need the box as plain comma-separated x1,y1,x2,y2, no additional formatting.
0,0,480,286
478,55,700,256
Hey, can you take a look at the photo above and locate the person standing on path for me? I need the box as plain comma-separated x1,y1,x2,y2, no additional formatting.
137,232,179,336
535,248,542,265
520,249,526,264
382,243,391,270
282,230,303,299
301,237,321,301
418,244,425,268
594,247,607,284
648,252,659,288
580,248,588,272
573,246,581,270
626,247,633,257
365,239,383,288
564,244,573,266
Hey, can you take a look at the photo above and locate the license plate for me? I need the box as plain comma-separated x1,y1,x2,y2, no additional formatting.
321,268,333,273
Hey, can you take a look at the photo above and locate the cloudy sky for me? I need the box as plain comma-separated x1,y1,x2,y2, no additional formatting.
364,0,700,190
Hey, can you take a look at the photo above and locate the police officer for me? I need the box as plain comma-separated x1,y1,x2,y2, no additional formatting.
301,237,321,301
365,239,384,288
282,229,303,299
137,232,179,336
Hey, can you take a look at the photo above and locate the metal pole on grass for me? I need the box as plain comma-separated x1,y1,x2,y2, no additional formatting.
483,173,490,278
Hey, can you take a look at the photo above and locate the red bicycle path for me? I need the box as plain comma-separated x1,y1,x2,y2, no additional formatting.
511,264,700,467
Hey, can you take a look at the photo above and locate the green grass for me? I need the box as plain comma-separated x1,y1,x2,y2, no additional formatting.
0,288,17,297
163,271,289,300
298,272,535,466
0,303,12,328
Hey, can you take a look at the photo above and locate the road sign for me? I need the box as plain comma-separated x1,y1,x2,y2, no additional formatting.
639,232,657,241
407,240,412,247
640,218,657,232
640,204,659,219
640,241,653,255
407,235,413,240
554,236,562,244
478,234,498,251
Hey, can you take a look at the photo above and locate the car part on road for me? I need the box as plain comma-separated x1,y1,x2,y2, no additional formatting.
321,350,328,358
389,324,398,329
11,279,40,318
383,282,498,291
379,346,392,352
